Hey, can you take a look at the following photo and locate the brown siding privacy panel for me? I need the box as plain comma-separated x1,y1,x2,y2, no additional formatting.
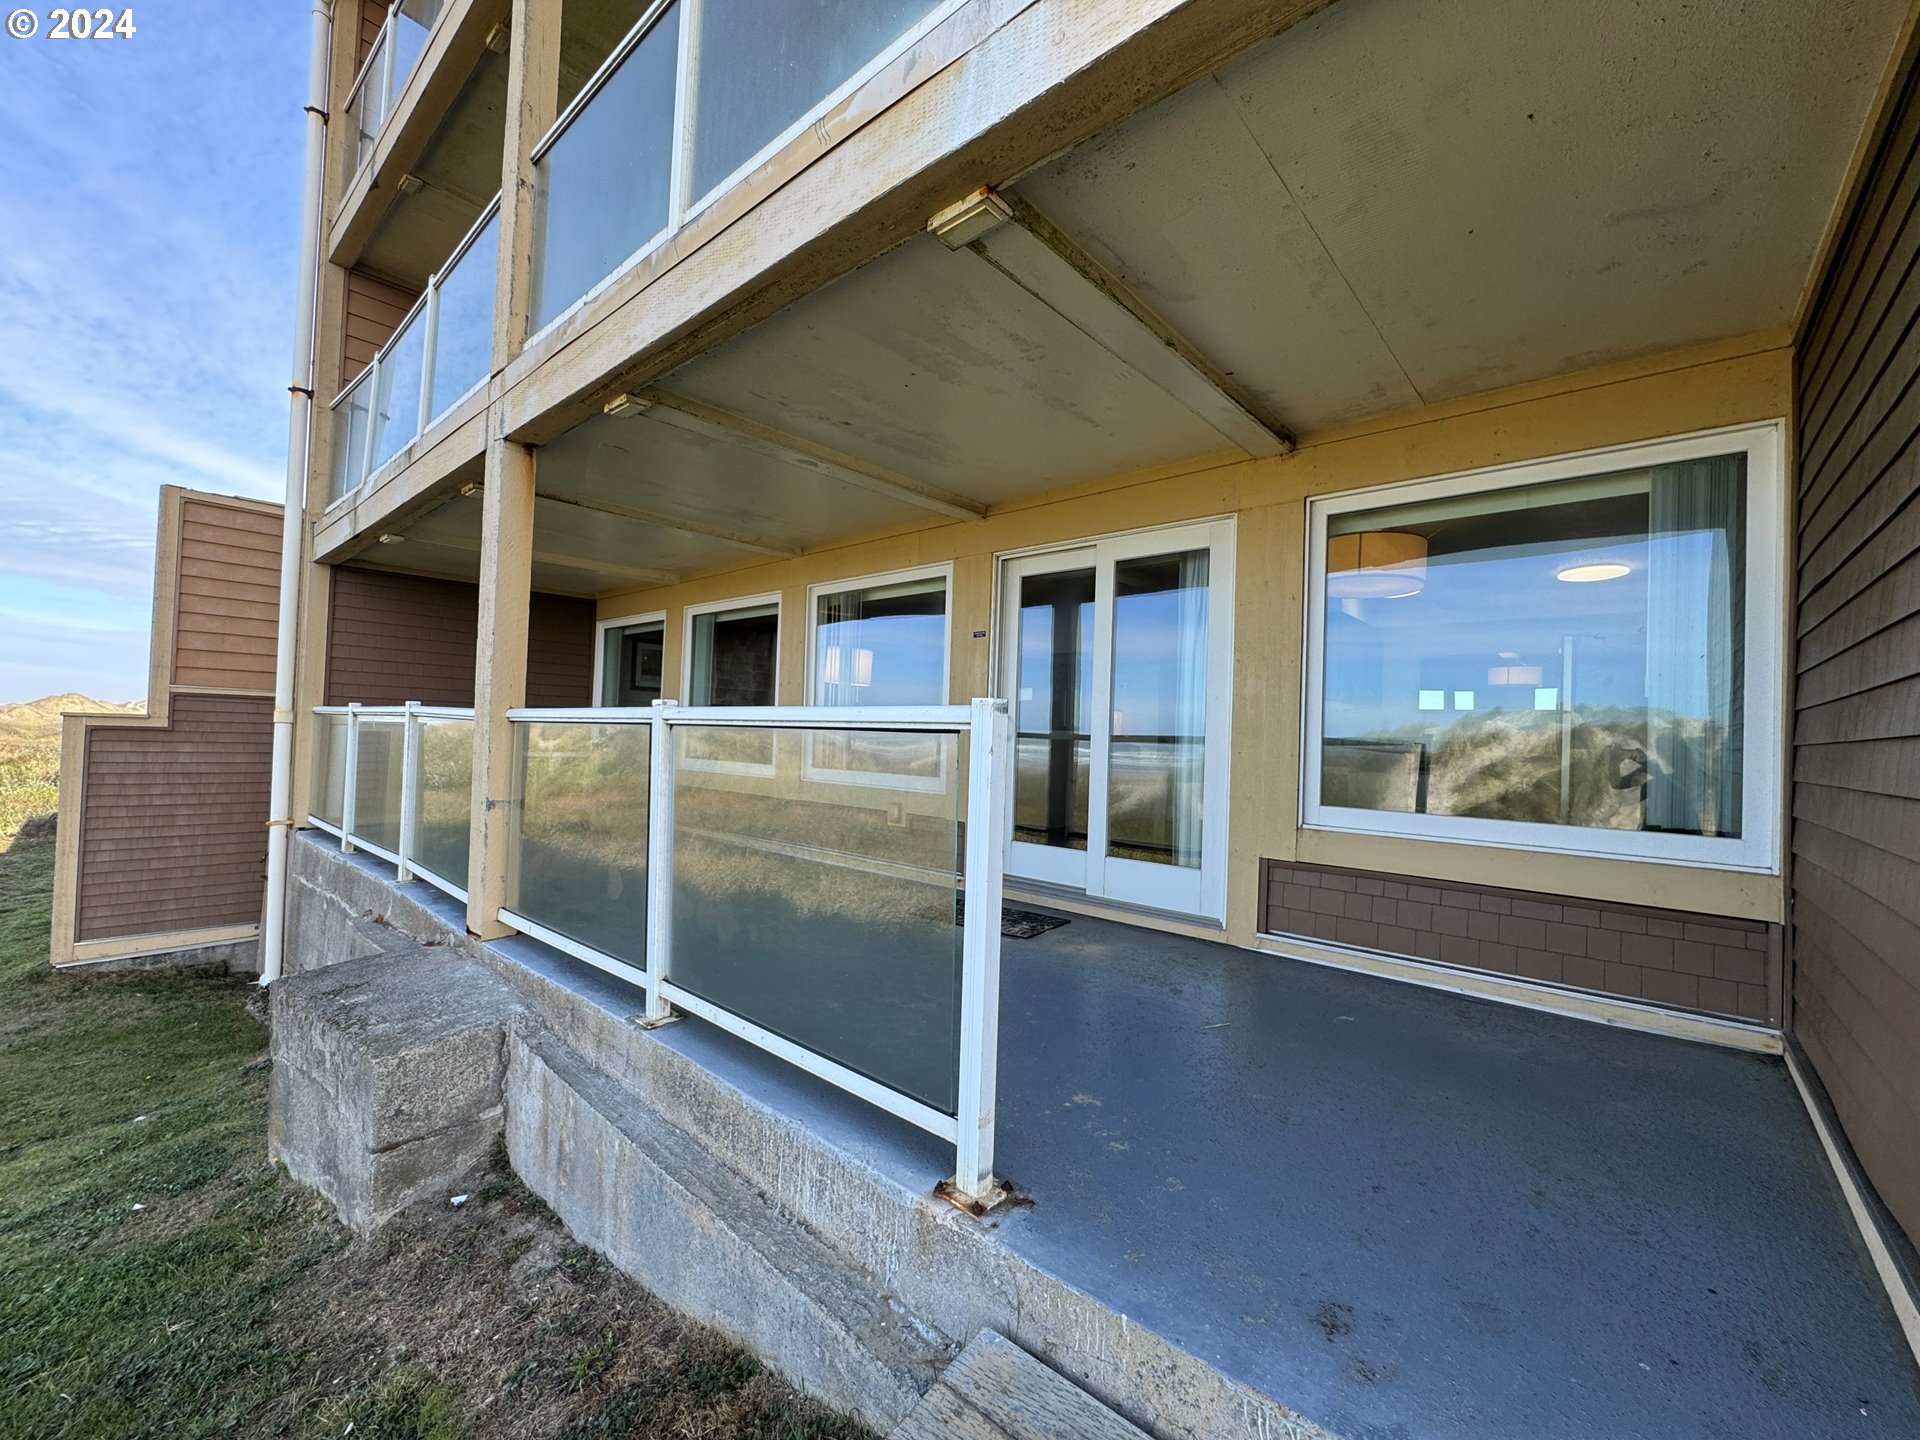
1261,859,1780,1023
341,270,420,385
1791,58,1920,1250
356,1,384,73
74,695,275,942
325,567,594,708
173,498,282,690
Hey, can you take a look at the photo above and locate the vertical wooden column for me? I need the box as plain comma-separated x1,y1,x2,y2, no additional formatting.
466,434,536,938
492,0,561,369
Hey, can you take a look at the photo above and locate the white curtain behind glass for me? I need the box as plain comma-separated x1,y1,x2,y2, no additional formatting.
1644,455,1745,837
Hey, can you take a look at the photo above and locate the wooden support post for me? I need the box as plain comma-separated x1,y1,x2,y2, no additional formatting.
493,0,562,368
466,434,536,938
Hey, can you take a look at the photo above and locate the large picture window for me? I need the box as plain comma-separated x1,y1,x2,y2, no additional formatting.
1303,426,1782,871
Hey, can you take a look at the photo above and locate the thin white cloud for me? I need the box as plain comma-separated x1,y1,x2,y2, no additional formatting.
0,3,304,703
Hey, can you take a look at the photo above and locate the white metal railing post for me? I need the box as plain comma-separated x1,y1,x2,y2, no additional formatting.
358,356,378,488
417,280,440,438
341,704,362,853
953,696,1010,1204
641,699,677,1023
380,8,398,127
397,701,420,882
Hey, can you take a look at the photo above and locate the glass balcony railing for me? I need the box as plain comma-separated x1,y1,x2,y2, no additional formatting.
337,0,445,197
325,199,499,507
529,0,952,333
309,704,474,902
313,697,1013,1202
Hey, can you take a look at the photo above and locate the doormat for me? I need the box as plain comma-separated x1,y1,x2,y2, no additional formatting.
955,896,1071,939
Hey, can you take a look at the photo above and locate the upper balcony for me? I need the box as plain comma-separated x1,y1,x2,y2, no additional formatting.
327,198,501,512
327,0,507,285
523,0,961,339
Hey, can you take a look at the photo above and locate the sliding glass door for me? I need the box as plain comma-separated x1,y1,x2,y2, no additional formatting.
998,520,1233,920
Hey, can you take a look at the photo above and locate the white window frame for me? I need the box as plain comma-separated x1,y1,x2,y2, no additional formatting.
680,590,783,776
1300,420,1786,874
593,609,667,707
804,562,954,793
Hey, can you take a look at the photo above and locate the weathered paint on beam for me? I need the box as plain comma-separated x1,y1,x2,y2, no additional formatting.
969,191,1296,457
497,0,1341,446
533,490,802,558
642,394,988,521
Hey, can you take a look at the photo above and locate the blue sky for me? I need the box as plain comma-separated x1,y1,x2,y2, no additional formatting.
0,4,305,704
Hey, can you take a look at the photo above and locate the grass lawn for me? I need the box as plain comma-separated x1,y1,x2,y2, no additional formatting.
0,830,871,1440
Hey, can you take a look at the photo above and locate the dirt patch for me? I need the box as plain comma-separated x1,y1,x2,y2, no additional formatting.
264,1141,872,1440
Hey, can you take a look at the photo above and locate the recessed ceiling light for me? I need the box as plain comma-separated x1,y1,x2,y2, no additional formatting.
1556,561,1630,583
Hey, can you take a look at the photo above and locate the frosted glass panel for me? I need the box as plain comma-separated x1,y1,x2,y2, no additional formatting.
668,725,963,1113
368,307,426,472
412,717,472,890
531,3,679,331
428,212,498,420
311,713,348,829
341,30,386,189
689,0,939,201
507,721,651,971
389,0,441,95
350,720,405,857
329,371,372,504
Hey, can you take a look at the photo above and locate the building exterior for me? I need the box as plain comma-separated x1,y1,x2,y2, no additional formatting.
266,0,1920,1432
49,487,280,971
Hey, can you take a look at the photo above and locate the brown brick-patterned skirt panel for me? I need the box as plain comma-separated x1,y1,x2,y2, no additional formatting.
1260,858,1780,1025
75,694,274,942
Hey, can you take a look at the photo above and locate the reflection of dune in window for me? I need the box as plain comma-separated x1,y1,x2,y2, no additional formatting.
1013,571,1094,851
1109,550,1208,869
1319,456,1745,837
814,577,947,778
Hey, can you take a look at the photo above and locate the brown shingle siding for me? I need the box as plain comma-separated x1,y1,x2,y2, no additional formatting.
74,694,273,941
1791,51,1920,1251
340,270,422,385
325,567,592,708
1260,856,1781,1024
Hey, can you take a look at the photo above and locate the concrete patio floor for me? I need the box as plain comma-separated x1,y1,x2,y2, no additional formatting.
560,902,1920,1440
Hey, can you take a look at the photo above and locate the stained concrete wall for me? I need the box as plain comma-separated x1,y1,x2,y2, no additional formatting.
277,834,1334,1440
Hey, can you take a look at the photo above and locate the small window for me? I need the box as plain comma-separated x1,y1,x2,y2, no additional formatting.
688,600,778,706
683,596,781,772
598,617,663,707
1304,427,1781,871
809,568,949,785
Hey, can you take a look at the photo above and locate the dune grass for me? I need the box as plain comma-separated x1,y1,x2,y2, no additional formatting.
0,832,868,1439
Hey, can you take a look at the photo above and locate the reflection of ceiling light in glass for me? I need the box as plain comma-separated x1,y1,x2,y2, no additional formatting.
1327,531,1427,598
1487,665,1543,686
1555,560,1631,583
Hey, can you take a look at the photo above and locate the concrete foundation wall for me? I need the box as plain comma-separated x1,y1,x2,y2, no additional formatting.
278,833,1333,1439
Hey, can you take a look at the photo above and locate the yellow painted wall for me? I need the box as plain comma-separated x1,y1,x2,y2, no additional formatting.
597,334,1794,948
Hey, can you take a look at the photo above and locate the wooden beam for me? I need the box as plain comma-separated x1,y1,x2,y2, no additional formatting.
533,490,801,557
494,0,562,366
528,544,679,586
468,434,535,939
640,393,988,521
961,191,1295,458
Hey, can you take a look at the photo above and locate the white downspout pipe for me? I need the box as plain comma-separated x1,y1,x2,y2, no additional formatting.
262,0,333,986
